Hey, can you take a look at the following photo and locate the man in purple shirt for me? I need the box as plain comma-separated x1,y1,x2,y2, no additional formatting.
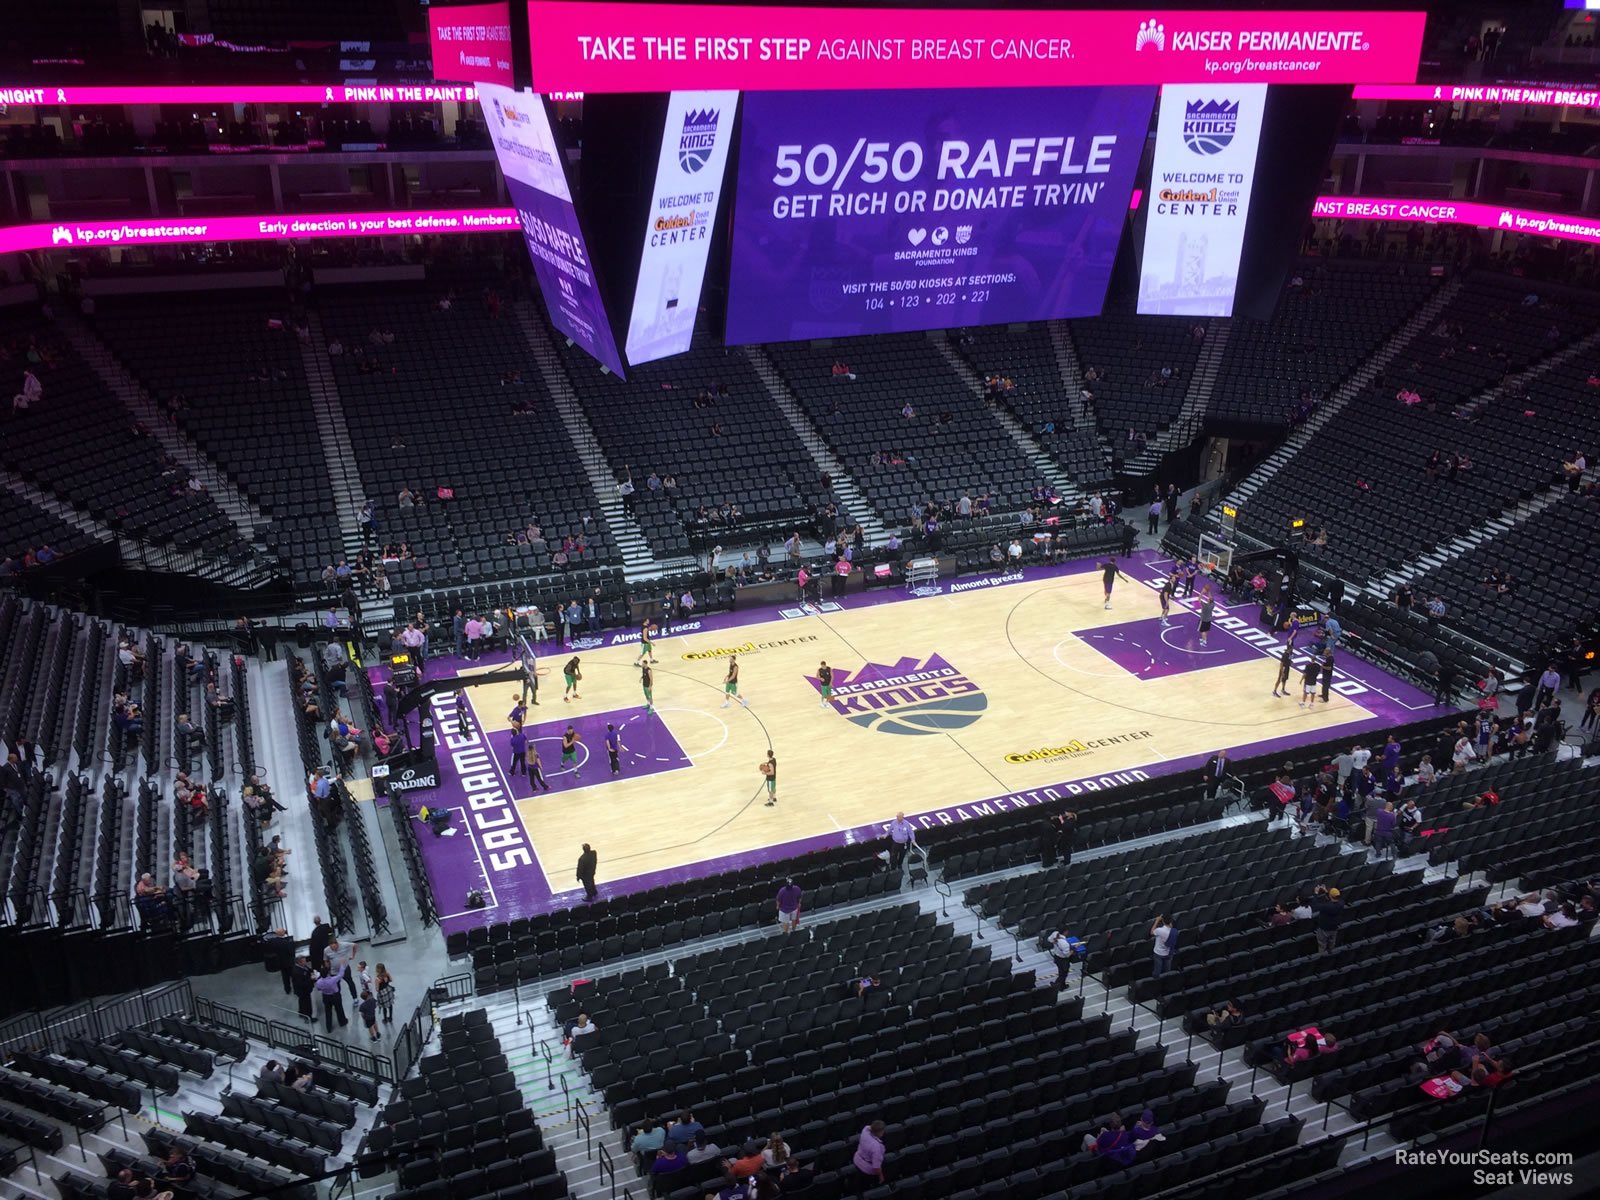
885,813,916,873
1534,663,1562,709
1381,735,1401,775
507,724,527,776
314,968,348,1030
851,1120,886,1188
1372,801,1397,860
605,723,621,776
776,878,802,934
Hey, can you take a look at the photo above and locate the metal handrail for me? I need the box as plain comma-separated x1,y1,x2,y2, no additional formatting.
539,1035,554,1090
575,1096,592,1159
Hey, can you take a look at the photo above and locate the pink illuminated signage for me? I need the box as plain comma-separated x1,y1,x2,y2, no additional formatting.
1353,83,1600,108
1312,196,1600,246
527,3,1426,92
0,83,481,106
429,1,514,88
0,208,518,254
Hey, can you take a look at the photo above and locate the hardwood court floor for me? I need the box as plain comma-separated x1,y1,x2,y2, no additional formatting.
445,565,1405,899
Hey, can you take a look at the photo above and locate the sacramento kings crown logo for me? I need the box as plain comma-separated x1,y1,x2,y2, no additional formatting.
1182,99,1239,156
813,654,987,736
677,109,720,173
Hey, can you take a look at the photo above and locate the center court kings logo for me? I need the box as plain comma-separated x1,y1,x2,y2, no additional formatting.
1136,19,1165,51
813,654,987,736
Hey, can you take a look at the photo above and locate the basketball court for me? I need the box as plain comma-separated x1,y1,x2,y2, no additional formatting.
364,551,1435,931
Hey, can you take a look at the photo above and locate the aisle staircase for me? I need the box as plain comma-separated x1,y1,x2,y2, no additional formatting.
930,330,1083,505
300,314,370,572
1451,325,1600,423
1223,276,1465,510
1123,319,1232,477
511,302,678,581
742,346,890,545
55,314,264,537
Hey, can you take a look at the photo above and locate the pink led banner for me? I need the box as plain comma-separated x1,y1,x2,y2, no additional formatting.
0,208,518,254
1312,196,1600,246
0,83,481,105
1353,83,1600,107
527,3,1426,92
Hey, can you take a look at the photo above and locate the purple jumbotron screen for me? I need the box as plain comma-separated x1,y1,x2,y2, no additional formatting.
725,85,1155,343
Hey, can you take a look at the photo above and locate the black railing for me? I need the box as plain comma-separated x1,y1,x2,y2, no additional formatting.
0,979,193,1061
428,972,473,1004
194,996,396,1083
390,995,434,1084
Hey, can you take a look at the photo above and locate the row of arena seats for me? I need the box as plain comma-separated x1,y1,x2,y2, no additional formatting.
1414,490,1600,661
766,334,1044,528
547,321,841,561
1211,260,1443,427
366,1009,571,1200
1068,315,1204,437
953,324,1110,483
0,306,250,557
89,294,340,588
921,710,1467,880
446,839,888,967
1234,272,1600,588
545,895,1330,1200
957,747,1600,1191
320,285,621,594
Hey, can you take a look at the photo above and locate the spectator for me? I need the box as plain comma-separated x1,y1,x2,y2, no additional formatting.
1083,1113,1136,1165
1283,1026,1337,1067
650,1147,687,1176
1311,886,1344,953
12,366,42,413
1415,754,1437,788
567,1011,598,1052
1396,797,1422,854
629,1119,665,1157
176,712,205,755
359,988,380,1041
724,1140,767,1179
1131,1109,1164,1151
665,1110,704,1149
155,1146,195,1195
1372,801,1397,860
850,1120,887,1189
777,1159,816,1193
685,1134,722,1165
776,877,802,934
1206,999,1243,1029
1543,901,1581,930
1516,892,1551,919
1047,928,1078,992
761,1132,792,1170
1150,914,1174,976
314,967,347,1030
